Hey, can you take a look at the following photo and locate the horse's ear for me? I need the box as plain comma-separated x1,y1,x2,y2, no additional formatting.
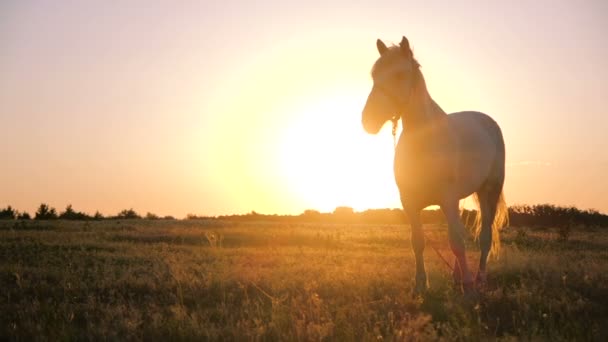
400,36,413,58
376,39,388,56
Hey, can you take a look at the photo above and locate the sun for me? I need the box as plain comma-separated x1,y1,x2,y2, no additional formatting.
277,92,402,212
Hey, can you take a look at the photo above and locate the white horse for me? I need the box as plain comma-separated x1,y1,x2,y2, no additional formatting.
361,36,508,295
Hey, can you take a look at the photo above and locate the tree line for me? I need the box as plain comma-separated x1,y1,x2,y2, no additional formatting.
1,203,607,228
0,204,174,221
202,204,608,228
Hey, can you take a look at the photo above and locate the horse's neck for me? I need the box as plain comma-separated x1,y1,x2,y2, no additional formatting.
402,72,447,133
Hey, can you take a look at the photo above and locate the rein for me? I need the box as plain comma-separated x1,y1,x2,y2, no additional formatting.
428,237,454,272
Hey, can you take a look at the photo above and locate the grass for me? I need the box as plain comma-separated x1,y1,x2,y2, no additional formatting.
1,220,607,341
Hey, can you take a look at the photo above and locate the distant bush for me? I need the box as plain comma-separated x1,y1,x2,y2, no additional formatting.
93,211,104,220
186,213,214,220
303,209,321,216
114,208,141,220
0,206,16,220
17,211,31,220
145,212,159,220
332,207,356,223
333,206,354,216
509,204,608,228
59,204,91,220
299,209,323,222
35,203,58,220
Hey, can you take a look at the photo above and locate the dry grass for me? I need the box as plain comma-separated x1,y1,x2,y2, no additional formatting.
1,220,607,340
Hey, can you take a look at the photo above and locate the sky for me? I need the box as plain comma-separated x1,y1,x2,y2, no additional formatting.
1,0,607,217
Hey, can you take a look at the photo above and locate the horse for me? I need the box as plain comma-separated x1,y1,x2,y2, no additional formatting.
361,36,508,295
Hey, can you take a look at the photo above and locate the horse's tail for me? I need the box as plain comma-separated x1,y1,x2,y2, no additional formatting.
491,192,509,257
472,191,509,258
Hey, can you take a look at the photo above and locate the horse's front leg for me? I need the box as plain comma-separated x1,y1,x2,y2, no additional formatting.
441,201,475,295
404,206,427,295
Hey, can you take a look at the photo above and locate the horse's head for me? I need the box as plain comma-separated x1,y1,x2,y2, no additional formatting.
362,36,420,134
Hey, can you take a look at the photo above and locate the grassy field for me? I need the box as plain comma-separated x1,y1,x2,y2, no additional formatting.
1,219,607,341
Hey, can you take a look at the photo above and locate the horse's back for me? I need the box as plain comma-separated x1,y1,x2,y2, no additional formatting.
447,111,504,162
447,111,501,137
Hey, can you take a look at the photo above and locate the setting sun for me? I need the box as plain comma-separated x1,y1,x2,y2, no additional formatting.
278,92,400,212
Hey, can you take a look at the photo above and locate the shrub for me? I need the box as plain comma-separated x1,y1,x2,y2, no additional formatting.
17,211,31,220
115,208,141,219
35,203,58,220
93,211,105,220
145,212,159,220
59,204,91,220
0,206,16,220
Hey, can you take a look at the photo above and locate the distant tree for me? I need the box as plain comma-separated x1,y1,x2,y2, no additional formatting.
115,208,141,219
360,208,405,224
333,206,354,216
145,212,159,220
17,211,31,220
302,209,321,216
163,215,175,220
331,206,356,223
93,211,105,220
60,204,76,218
299,209,322,222
0,206,16,220
59,204,91,220
186,213,199,220
35,203,58,220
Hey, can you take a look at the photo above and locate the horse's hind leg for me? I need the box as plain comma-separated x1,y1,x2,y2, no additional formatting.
476,185,501,286
441,200,475,293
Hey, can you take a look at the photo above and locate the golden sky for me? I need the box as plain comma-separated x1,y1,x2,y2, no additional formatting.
1,1,607,217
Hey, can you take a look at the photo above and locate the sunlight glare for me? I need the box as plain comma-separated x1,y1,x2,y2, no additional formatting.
278,92,401,212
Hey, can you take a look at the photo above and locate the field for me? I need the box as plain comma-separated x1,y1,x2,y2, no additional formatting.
1,219,607,341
